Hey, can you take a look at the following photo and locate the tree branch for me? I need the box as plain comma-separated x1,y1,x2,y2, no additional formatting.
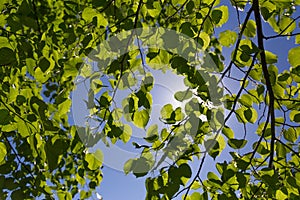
253,0,276,169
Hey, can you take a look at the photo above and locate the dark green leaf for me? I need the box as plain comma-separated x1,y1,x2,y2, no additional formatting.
0,47,16,65
0,109,11,125
228,139,247,149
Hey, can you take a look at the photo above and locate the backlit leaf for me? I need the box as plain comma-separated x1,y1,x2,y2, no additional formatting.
133,110,149,128
0,143,7,163
244,20,256,37
219,30,237,47
288,46,300,67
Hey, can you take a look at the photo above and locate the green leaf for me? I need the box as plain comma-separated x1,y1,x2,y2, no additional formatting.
228,139,247,149
178,164,192,178
132,157,150,177
276,190,288,199
222,126,234,139
219,30,237,47
190,192,201,200
279,16,296,35
96,12,108,27
235,107,247,123
11,189,25,199
237,172,249,188
268,64,278,85
265,51,278,64
57,99,72,117
230,0,247,10
186,1,194,14
261,1,276,20
174,90,193,102
244,107,258,123
0,36,10,48
82,7,97,22
141,73,154,92
249,64,262,81
120,124,132,143
190,180,201,190
0,109,11,125
180,22,194,37
124,159,134,175
235,39,258,67
276,141,287,159
160,104,173,119
85,150,103,170
0,47,16,65
207,172,220,181
45,145,59,172
205,136,225,159
244,20,256,37
16,95,26,106
0,142,7,163
296,35,300,44
290,111,300,123
283,128,297,142
39,57,51,73
172,0,186,5
144,124,158,143
82,7,108,26
119,72,137,90
174,107,184,121
199,32,210,50
133,110,149,128
211,6,228,27
17,120,30,138
238,94,253,108
171,56,188,72
288,46,300,67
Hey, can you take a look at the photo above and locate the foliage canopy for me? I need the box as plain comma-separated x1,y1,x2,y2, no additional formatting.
0,0,300,199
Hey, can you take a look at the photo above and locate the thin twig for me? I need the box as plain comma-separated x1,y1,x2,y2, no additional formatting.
219,6,254,82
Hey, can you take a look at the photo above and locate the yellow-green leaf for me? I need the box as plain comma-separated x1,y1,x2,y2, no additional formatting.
0,142,7,163
133,110,149,128
288,46,300,67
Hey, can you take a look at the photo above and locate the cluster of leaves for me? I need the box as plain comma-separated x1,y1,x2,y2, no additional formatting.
0,0,106,198
0,0,300,199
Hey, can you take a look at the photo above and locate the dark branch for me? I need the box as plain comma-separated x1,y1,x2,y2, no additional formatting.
253,0,276,169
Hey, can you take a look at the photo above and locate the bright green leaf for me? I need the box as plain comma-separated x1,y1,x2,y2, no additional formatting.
219,30,237,47
244,20,256,37
124,159,134,175
85,150,103,170
265,51,278,64
279,16,296,35
161,104,173,119
288,46,300,67
0,142,7,163
222,126,234,139
133,110,150,128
